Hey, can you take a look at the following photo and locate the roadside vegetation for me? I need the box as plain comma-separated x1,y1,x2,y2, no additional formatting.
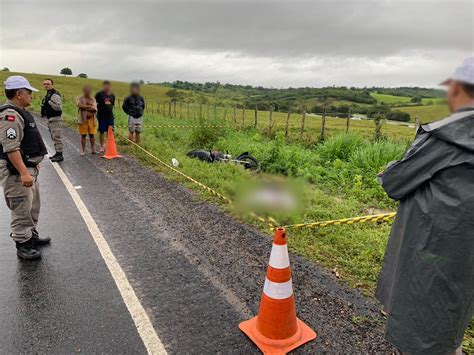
1,72,470,351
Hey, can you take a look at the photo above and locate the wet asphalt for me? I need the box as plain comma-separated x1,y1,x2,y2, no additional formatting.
0,116,395,354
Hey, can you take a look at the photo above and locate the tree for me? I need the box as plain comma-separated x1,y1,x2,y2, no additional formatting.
60,67,73,76
1,67,10,72
386,111,411,122
410,97,422,104
77,73,88,78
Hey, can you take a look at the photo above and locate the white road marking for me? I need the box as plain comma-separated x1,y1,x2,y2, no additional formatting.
74,185,82,189
49,160,167,354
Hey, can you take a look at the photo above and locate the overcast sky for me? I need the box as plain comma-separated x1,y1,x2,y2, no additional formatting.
0,0,473,88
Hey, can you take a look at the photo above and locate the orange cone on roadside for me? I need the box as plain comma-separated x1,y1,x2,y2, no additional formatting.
102,126,122,159
239,228,316,354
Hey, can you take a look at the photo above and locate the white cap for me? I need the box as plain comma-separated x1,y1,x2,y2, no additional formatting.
4,75,39,92
441,56,474,86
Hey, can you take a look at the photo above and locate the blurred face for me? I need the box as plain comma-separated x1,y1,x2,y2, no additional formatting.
16,89,33,107
131,85,140,95
103,83,112,93
43,80,53,91
447,81,461,112
83,86,92,97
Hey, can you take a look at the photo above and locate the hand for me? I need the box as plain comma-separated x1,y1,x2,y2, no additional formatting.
20,173,34,187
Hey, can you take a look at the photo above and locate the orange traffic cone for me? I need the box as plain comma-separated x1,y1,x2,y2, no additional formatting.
239,228,316,354
102,126,122,159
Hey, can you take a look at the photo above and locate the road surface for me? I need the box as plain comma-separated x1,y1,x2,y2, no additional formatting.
0,116,394,353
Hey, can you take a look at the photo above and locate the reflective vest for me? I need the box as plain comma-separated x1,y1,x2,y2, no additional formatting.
41,89,62,118
0,105,47,172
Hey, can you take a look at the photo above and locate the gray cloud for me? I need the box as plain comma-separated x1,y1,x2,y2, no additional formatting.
1,0,473,87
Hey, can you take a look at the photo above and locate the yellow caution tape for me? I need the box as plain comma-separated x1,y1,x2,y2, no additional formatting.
116,129,280,229
115,128,393,234
280,212,396,230
116,124,230,129
115,130,232,203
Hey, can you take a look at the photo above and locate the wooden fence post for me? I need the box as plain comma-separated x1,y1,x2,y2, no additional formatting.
168,102,172,117
374,113,383,140
224,106,227,120
300,108,306,137
199,104,203,119
173,101,177,117
242,106,245,125
254,105,258,128
285,109,291,140
269,105,274,135
320,108,326,141
187,102,190,119
415,115,420,133
345,109,351,134
233,105,237,124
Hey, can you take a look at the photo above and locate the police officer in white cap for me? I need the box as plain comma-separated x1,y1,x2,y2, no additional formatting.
0,76,50,260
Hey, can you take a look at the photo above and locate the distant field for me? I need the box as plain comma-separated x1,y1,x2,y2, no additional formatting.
398,104,450,123
371,92,412,104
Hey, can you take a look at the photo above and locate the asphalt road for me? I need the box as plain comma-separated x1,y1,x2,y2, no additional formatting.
0,116,395,353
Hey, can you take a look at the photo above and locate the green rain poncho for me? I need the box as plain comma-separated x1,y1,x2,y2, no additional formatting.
376,107,474,354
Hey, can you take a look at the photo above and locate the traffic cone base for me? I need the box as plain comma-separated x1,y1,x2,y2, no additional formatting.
238,228,317,354
102,126,122,159
239,316,316,354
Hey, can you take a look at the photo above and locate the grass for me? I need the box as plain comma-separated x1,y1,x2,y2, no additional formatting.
1,72,471,351
371,92,412,104
399,104,450,123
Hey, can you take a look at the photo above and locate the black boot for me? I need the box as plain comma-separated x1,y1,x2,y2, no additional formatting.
16,238,41,260
51,152,64,162
32,228,51,247
49,152,58,160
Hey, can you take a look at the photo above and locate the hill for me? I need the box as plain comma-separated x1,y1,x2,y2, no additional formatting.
160,80,445,111
0,71,196,105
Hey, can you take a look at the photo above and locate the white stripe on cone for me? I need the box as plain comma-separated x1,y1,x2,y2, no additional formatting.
263,278,293,300
268,244,290,269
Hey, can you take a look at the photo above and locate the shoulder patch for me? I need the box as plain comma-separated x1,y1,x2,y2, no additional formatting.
6,128,17,140
6,115,15,122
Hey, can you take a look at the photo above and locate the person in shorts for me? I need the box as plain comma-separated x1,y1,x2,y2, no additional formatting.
76,85,97,156
122,82,145,144
94,80,115,152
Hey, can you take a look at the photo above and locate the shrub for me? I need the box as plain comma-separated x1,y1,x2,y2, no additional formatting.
386,111,410,122
349,141,406,174
317,134,366,162
189,120,227,148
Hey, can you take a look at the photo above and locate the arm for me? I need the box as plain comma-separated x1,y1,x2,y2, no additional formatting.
0,112,32,187
76,97,97,111
122,97,130,115
49,93,62,111
88,98,97,113
379,132,470,200
7,151,33,187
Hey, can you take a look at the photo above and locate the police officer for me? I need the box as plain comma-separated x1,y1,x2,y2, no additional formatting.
41,78,64,162
0,76,50,260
